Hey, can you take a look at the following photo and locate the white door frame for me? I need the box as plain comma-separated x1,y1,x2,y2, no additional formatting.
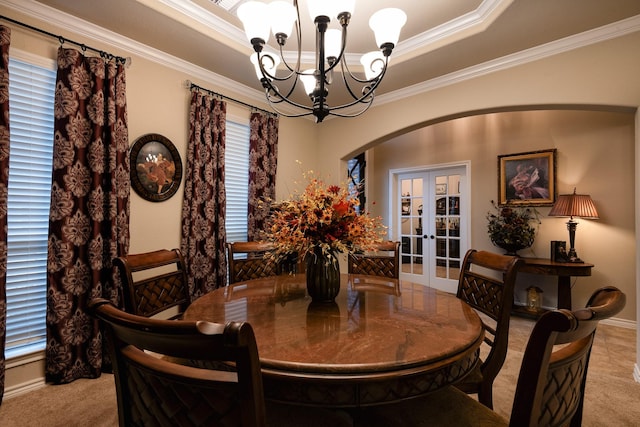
388,161,471,290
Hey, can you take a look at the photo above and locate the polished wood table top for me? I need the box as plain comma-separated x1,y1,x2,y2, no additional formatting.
520,257,594,277
184,274,483,407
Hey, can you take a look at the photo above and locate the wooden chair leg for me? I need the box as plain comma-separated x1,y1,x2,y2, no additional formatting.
478,383,494,409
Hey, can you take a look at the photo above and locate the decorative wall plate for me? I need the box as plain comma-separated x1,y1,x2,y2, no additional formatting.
130,133,182,202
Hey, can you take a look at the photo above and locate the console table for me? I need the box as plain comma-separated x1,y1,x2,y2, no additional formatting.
518,258,594,313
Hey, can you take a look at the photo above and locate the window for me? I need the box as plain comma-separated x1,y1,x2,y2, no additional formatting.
225,119,250,242
348,153,365,214
5,55,56,359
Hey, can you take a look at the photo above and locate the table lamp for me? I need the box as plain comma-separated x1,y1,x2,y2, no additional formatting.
548,188,599,263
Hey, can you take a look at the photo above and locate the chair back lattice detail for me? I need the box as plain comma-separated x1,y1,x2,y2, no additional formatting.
354,286,626,427
348,241,401,279
454,249,524,408
114,248,190,319
227,242,279,284
510,286,626,427
459,273,504,320
89,298,266,427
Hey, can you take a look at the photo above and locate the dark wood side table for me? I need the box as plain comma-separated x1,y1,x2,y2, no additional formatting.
517,258,594,314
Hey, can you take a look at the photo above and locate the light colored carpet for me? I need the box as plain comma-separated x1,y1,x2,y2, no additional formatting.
0,317,637,426
0,374,117,427
491,317,640,427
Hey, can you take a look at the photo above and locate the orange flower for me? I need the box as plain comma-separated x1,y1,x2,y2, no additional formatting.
264,170,386,260
332,200,350,216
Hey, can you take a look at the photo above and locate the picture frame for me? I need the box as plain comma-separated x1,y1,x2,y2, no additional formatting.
435,183,447,195
550,240,568,262
498,148,556,206
130,133,183,202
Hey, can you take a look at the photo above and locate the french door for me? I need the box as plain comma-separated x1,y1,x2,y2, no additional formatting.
395,166,468,293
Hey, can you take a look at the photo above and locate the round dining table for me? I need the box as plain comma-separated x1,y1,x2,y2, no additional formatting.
183,273,483,408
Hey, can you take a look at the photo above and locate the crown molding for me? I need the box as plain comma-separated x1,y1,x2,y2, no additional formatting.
140,0,514,68
3,1,639,119
374,13,640,109
394,0,513,63
1,0,266,105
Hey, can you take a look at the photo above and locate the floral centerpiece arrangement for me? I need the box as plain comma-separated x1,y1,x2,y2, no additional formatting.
487,200,540,256
264,170,386,301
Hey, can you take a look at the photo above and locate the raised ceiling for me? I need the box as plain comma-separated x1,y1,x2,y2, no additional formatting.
24,0,640,112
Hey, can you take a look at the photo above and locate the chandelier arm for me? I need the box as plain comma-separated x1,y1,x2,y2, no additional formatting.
323,22,348,76
343,54,389,85
327,99,375,118
276,2,303,76
330,68,387,111
261,78,317,112
334,57,385,103
254,49,305,102
273,45,295,74
255,51,294,82
339,58,367,101
264,96,314,118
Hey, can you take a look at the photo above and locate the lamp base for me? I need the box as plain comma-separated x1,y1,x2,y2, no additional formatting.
566,248,584,263
565,219,584,263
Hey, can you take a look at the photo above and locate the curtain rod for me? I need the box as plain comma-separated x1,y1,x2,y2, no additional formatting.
187,80,276,118
0,15,130,65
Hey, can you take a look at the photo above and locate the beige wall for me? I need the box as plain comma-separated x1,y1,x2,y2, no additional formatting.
312,32,640,177
1,6,320,256
370,110,636,319
2,4,639,391
0,6,322,392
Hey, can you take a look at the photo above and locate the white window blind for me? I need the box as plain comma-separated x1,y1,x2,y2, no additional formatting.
5,57,55,358
225,119,250,243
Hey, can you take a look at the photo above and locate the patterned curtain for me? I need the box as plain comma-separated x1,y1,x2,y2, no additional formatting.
46,47,130,384
0,25,10,405
247,112,278,240
181,90,227,296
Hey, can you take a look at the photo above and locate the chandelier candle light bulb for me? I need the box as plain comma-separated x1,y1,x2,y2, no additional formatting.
237,1,407,122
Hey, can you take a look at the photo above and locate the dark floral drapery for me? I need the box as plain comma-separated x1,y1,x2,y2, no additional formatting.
46,47,130,384
0,25,10,404
181,90,227,296
247,112,278,241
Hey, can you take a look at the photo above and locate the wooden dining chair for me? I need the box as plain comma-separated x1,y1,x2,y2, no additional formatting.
113,248,190,319
454,249,525,408
89,298,353,427
355,286,626,427
347,240,401,279
227,241,280,284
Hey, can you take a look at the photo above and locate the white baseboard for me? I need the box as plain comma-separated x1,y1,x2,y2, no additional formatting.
600,317,636,329
3,377,46,400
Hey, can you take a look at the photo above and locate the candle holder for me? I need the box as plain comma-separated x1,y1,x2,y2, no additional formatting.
526,286,543,313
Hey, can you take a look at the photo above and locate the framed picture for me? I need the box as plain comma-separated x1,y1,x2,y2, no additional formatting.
498,148,556,206
550,240,568,262
130,133,183,202
435,183,447,195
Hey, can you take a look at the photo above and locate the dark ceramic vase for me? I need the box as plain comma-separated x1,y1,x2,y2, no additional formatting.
305,247,340,302
492,240,530,256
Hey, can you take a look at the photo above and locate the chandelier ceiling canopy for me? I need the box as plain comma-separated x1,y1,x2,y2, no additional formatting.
237,0,407,122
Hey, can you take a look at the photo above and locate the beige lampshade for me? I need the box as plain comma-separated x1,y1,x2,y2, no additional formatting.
548,188,599,219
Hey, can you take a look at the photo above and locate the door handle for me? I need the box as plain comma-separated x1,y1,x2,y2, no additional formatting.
425,235,434,239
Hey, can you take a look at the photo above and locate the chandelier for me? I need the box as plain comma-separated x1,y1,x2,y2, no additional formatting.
237,1,407,123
